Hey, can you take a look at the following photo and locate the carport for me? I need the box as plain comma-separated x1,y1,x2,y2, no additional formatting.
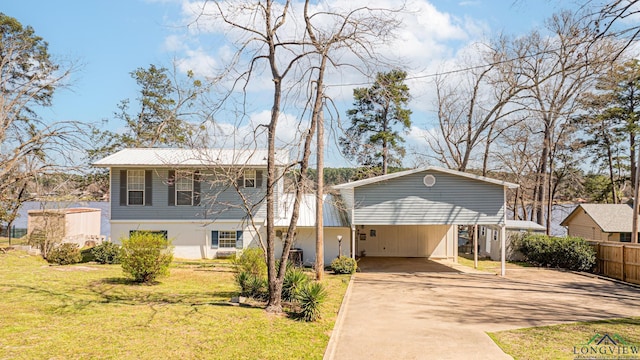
333,167,518,276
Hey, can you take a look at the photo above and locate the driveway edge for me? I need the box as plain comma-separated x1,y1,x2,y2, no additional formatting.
323,273,356,360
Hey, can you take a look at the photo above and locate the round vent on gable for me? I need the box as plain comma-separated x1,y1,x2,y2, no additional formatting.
423,174,436,187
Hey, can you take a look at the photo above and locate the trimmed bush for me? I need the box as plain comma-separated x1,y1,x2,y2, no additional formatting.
514,234,595,271
120,232,173,283
282,267,309,302
331,256,357,274
47,243,82,265
233,247,267,279
91,242,121,264
296,282,328,322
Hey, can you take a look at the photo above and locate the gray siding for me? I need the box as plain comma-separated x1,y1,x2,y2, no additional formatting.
353,170,505,225
112,167,267,221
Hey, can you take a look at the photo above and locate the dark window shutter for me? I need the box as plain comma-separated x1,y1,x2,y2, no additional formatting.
236,173,244,188
211,231,219,249
168,170,175,206
193,171,201,206
256,170,263,188
145,170,153,206
236,231,243,249
119,170,127,206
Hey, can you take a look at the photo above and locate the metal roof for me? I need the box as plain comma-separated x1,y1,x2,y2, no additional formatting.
93,148,289,167
332,166,519,190
560,203,634,233
505,220,546,231
275,193,349,228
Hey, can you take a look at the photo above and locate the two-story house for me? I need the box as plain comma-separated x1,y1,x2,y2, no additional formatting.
96,148,517,274
93,148,351,263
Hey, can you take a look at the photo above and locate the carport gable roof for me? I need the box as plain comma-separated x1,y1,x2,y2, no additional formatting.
332,167,518,190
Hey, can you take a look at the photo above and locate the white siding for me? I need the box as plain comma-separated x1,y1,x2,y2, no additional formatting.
111,220,263,259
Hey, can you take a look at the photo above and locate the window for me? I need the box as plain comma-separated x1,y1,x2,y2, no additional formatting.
244,170,256,188
176,171,193,206
493,230,498,241
127,170,145,205
480,226,485,236
219,231,236,248
211,230,243,249
620,233,632,243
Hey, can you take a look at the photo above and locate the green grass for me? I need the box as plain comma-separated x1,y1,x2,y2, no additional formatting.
0,251,350,359
457,254,529,274
489,318,640,360
0,236,28,247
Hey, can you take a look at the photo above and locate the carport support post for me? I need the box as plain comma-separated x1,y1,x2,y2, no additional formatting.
500,225,506,277
351,226,356,259
473,225,478,269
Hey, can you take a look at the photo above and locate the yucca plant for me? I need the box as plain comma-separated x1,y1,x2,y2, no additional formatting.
282,267,309,302
296,282,327,322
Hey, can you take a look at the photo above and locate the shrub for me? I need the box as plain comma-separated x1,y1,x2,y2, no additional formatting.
91,242,121,264
120,232,173,283
236,271,268,299
233,247,267,279
282,267,309,302
296,282,327,322
331,256,357,274
515,234,595,271
47,243,82,265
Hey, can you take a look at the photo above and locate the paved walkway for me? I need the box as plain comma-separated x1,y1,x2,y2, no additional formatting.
325,258,640,360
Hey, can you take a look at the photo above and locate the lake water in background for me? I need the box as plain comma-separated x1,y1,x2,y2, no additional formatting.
13,201,111,238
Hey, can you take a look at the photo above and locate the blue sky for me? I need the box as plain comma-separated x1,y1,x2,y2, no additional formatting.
4,0,574,167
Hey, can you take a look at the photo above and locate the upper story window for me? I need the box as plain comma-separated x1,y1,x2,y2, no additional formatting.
127,170,145,205
244,170,256,188
176,171,194,206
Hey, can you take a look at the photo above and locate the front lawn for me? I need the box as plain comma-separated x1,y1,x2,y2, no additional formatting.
489,318,640,360
0,251,349,359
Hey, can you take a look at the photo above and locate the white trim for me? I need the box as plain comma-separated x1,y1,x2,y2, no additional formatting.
333,166,519,190
126,169,145,206
244,169,256,188
175,170,194,206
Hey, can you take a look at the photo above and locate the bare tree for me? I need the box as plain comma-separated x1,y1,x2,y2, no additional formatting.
425,38,529,173
0,13,87,231
514,11,619,231
191,0,402,311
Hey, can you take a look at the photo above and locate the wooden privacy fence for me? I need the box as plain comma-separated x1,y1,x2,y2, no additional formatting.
590,242,640,285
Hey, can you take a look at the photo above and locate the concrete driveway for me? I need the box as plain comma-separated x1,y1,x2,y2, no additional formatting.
325,258,640,360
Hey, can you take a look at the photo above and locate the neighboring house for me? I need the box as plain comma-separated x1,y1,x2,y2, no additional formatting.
560,203,635,242
333,167,518,272
477,220,546,261
27,208,103,248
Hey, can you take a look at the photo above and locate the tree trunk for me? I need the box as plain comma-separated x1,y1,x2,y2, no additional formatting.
632,150,640,243
265,75,282,313
316,109,324,280
536,121,551,230
606,134,618,203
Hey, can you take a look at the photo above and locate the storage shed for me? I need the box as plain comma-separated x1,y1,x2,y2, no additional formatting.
27,208,103,248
